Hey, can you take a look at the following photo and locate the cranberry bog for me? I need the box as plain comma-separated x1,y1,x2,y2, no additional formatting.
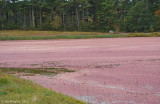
0,37,160,104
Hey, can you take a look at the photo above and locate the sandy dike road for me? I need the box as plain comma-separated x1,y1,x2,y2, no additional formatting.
0,37,160,104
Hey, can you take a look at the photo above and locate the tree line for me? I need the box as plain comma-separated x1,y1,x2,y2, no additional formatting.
0,0,160,32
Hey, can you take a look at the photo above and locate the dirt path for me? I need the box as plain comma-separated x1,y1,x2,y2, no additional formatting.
0,38,160,104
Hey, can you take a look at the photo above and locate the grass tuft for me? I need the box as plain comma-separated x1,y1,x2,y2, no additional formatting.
0,72,85,104
0,67,74,75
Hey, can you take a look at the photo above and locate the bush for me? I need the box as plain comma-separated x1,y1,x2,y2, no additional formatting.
50,15,62,30
40,22,53,30
5,23,20,30
153,12,160,31
81,20,93,31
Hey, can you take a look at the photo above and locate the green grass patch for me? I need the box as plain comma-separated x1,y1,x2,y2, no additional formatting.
128,32,160,37
0,72,85,104
0,30,160,40
0,34,125,40
0,67,74,76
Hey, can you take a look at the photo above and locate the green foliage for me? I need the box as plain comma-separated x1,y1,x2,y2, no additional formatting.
0,78,10,87
40,22,53,30
97,0,119,32
50,15,62,30
0,0,159,32
126,1,149,32
153,11,160,31
5,23,21,30
81,20,93,31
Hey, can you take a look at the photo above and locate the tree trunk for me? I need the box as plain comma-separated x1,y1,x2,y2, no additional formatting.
72,11,74,25
2,14,6,29
86,8,89,22
121,10,124,22
76,5,80,30
40,7,42,26
50,8,53,21
146,0,149,26
82,9,85,21
29,7,32,27
23,12,26,29
32,6,35,28
2,16,4,29
62,12,66,30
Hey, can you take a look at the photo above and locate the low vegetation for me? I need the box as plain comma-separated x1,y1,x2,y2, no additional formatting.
0,30,159,40
0,67,74,76
128,33,160,37
0,71,85,104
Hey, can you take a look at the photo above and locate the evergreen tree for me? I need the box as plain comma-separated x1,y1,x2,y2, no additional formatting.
0,0,159,32
126,1,149,32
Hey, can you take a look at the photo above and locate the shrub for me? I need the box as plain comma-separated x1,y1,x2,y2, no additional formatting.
81,20,93,31
5,23,20,30
50,15,62,30
40,22,53,30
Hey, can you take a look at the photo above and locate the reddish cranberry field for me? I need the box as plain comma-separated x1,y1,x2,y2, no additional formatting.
0,38,160,104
